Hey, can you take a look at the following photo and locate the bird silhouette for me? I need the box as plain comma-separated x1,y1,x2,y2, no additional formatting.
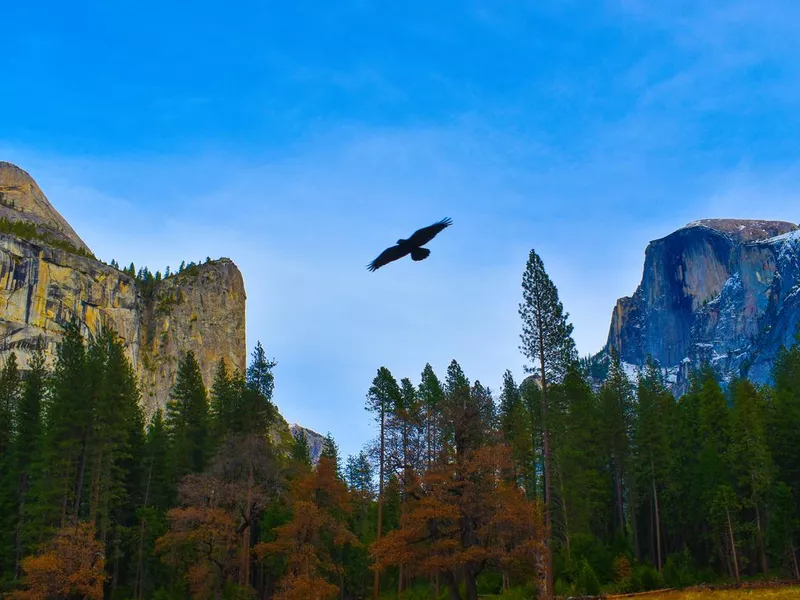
367,217,452,272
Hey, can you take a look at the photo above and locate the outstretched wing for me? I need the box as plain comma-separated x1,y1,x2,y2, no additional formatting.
367,244,410,271
406,217,453,247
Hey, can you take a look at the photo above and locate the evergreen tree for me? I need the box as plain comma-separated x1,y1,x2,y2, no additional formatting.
209,358,235,443
31,318,89,534
633,356,675,571
498,370,534,491
730,378,773,575
13,344,47,569
291,429,313,467
0,352,21,576
365,366,401,599
519,248,577,600
599,348,635,543
246,341,277,401
418,363,445,468
321,431,342,478
346,450,375,500
165,350,210,478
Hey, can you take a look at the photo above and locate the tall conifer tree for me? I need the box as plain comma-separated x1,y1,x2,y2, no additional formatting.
519,248,577,600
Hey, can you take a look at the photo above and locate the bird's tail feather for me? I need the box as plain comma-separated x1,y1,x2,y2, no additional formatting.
410,247,431,261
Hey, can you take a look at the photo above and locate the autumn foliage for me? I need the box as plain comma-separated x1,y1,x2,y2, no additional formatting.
255,456,358,600
371,443,546,598
11,521,107,600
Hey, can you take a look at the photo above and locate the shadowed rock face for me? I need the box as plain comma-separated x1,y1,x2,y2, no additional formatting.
0,162,247,421
601,219,800,395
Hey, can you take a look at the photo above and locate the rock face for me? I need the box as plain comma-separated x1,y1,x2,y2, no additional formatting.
137,259,247,417
600,219,800,395
289,423,326,464
0,162,246,420
0,162,91,254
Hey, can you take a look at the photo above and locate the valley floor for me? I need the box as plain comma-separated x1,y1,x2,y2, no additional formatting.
607,585,800,599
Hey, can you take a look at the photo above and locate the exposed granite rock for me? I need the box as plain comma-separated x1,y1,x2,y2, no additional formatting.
0,232,139,372
0,162,91,254
289,423,326,464
599,219,800,395
137,259,247,418
0,162,247,421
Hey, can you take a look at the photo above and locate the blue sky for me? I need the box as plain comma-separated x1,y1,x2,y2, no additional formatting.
3,0,800,461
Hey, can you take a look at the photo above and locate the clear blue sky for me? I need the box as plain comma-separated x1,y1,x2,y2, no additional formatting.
3,1,800,461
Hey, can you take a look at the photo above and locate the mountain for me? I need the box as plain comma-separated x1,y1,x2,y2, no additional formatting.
0,161,246,419
289,423,326,464
596,218,800,395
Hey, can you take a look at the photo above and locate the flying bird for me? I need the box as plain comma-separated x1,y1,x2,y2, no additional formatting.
367,217,453,272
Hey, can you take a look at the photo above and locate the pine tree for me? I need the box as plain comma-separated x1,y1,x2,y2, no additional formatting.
291,429,313,468
633,356,674,571
134,410,171,600
321,432,342,478
246,341,277,401
13,344,47,570
418,363,445,468
519,248,577,600
0,352,21,576
209,358,237,443
165,351,210,478
346,451,375,500
32,318,89,533
729,378,773,575
599,348,635,543
365,366,401,599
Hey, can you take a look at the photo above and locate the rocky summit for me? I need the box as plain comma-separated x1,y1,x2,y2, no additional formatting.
0,162,246,420
598,218,800,395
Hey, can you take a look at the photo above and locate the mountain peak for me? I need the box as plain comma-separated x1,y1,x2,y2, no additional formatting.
681,218,798,243
0,161,91,254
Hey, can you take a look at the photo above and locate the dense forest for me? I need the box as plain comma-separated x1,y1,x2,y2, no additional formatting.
1,248,800,600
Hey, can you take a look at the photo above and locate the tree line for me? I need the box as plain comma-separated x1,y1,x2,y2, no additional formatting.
0,247,799,599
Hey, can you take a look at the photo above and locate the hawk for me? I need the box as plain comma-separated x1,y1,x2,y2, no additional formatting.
367,217,452,272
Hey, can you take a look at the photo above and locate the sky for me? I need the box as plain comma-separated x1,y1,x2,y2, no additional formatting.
3,0,800,461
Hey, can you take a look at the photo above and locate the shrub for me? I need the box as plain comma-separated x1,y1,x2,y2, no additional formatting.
576,559,601,596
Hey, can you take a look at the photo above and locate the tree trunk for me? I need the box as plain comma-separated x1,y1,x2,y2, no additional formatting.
726,506,740,584
241,459,254,587
790,541,799,580
651,460,662,572
73,432,91,520
539,342,554,600
615,465,625,536
444,570,462,600
630,488,640,561
465,569,479,600
754,501,768,575
555,453,571,559
134,448,155,600
373,404,386,600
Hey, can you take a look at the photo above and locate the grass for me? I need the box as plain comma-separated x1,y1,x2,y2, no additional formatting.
605,585,800,599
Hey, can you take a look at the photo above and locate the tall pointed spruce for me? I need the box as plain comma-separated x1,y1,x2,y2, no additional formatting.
519,248,577,600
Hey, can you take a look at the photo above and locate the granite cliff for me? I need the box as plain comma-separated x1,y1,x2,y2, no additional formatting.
598,219,800,395
0,162,247,419
289,423,326,464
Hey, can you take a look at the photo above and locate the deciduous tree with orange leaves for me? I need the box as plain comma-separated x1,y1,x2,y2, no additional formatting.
371,443,546,600
256,456,359,600
154,474,241,600
11,521,106,600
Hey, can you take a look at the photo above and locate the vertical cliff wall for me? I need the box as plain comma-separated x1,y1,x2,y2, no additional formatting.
0,162,247,420
137,259,247,417
600,219,800,394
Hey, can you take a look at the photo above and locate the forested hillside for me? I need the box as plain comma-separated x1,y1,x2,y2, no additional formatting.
1,248,799,600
